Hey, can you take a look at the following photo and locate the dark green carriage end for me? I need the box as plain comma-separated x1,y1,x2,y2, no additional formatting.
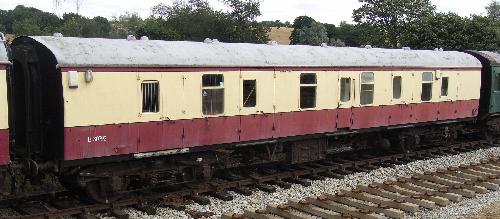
466,51,500,118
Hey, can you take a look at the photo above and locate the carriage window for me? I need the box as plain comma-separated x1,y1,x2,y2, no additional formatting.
243,80,257,107
340,78,351,102
141,81,159,113
393,76,402,99
421,72,433,101
441,77,449,96
300,73,317,109
360,72,374,105
202,74,224,115
495,74,500,91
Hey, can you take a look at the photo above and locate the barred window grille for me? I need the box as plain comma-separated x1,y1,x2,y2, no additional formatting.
142,81,159,113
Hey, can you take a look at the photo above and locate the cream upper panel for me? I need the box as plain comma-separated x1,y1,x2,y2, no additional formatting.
183,71,240,118
240,71,274,114
274,71,300,113
352,71,393,108
0,70,8,130
63,71,142,127
316,71,338,110
62,69,481,127
455,71,481,100
390,71,416,105
274,71,338,113
64,71,247,127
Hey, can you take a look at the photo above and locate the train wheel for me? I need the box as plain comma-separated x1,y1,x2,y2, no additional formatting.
85,180,120,204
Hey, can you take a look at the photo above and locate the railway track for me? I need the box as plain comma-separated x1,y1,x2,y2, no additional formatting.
223,156,500,219
0,139,493,219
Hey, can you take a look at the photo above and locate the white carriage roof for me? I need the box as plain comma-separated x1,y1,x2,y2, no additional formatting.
479,51,500,65
0,44,8,65
25,36,482,68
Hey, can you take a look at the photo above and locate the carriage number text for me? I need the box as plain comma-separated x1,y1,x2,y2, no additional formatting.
87,136,107,143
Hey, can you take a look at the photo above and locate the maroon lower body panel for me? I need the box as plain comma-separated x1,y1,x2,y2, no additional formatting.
182,117,240,148
63,99,480,161
240,114,275,141
388,104,414,126
275,110,337,138
0,129,9,165
336,109,352,129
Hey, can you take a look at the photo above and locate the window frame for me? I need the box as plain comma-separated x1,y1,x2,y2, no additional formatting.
202,74,225,116
421,72,434,102
392,76,402,100
441,76,449,97
494,74,500,92
242,79,257,108
299,73,317,109
141,80,160,113
360,72,375,105
340,77,351,102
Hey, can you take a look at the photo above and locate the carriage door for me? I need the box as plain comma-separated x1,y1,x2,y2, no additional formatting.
239,71,275,141
491,66,500,114
337,72,354,129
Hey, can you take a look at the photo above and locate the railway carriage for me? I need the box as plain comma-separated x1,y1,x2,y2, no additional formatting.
468,51,500,116
0,34,9,166
5,35,485,202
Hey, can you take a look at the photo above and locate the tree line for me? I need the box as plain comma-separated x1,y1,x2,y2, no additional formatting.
291,0,500,50
0,0,499,50
0,0,270,43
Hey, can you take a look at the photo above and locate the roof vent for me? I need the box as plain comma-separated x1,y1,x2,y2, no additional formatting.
0,32,4,42
53,33,63,37
321,43,328,48
127,35,137,41
267,41,278,46
204,38,213,43
140,36,149,41
402,47,411,50
365,45,372,49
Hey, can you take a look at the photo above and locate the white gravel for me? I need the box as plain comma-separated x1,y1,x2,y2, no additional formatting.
4,147,499,219
182,146,500,219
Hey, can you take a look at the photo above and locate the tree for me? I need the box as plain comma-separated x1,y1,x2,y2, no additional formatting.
290,17,328,46
150,0,268,43
353,0,436,48
136,18,181,40
12,19,44,35
466,15,500,50
323,21,386,47
291,16,316,30
5,5,62,35
487,1,500,20
401,13,500,50
109,13,144,38
61,13,111,37
260,20,292,28
151,0,232,41
92,16,112,38
222,0,269,42
402,13,468,49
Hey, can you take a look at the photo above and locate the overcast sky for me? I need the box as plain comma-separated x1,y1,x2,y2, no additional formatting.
0,0,493,25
